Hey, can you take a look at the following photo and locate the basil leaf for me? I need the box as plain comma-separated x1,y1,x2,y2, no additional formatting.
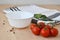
34,14,42,19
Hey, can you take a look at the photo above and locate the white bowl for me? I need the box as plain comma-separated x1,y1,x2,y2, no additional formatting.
5,11,34,28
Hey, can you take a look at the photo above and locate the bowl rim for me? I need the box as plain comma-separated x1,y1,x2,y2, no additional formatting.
5,11,34,19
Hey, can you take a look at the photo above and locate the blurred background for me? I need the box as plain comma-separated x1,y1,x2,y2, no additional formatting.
0,0,60,5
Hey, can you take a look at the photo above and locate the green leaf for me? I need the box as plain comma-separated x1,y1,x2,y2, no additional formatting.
34,14,42,19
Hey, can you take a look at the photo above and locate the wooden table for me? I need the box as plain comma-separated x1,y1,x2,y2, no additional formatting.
0,5,60,40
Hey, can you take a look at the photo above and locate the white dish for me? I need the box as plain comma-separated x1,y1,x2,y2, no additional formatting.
5,11,34,28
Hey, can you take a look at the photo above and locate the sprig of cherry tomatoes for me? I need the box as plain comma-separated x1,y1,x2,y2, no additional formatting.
30,22,58,37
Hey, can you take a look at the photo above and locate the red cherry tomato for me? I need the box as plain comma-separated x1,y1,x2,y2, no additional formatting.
30,24,41,35
51,28,58,37
30,23,37,29
38,22,45,29
40,27,50,37
45,25,51,30
31,26,41,35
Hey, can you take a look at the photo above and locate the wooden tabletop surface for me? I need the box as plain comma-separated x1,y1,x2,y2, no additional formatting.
0,5,60,40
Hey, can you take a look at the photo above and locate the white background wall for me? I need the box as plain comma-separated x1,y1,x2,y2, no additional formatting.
0,0,60,5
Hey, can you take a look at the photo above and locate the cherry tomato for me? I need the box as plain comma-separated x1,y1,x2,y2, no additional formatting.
30,24,41,35
31,26,41,35
38,22,45,29
45,25,51,30
40,27,50,37
51,28,58,37
30,23,37,29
